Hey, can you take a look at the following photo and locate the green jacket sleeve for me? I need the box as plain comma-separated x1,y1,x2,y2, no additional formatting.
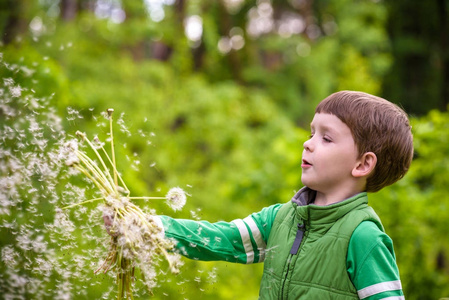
347,221,404,299
158,203,282,264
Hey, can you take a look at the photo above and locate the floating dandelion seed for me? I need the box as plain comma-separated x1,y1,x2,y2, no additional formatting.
62,140,79,166
165,187,187,211
0,59,76,299
9,85,22,98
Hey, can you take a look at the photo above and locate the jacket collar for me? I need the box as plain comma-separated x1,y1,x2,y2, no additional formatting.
290,186,368,225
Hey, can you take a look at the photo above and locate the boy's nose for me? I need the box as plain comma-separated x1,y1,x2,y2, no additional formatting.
303,138,313,152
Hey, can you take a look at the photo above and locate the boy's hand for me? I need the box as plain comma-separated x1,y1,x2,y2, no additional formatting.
102,211,118,237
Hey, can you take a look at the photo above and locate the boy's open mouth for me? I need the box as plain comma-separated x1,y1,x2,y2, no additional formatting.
302,159,312,167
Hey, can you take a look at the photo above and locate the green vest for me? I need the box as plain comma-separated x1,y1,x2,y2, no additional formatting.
259,193,383,299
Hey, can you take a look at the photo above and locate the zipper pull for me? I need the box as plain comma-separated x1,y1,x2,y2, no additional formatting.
290,223,305,255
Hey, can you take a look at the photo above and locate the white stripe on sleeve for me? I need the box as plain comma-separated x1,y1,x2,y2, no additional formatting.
358,280,403,299
243,216,267,262
232,219,254,264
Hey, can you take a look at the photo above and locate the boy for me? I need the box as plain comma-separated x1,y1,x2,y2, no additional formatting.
109,91,414,299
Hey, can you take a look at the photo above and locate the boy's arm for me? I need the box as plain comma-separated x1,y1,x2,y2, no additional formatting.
347,221,405,300
154,203,282,264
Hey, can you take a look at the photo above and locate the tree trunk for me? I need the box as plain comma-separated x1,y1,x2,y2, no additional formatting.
60,0,78,21
437,0,449,110
1,0,27,45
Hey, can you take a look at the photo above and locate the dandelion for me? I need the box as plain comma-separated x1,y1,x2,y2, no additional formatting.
165,187,187,211
62,108,186,300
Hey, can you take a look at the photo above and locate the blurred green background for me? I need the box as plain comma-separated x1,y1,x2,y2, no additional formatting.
0,0,448,299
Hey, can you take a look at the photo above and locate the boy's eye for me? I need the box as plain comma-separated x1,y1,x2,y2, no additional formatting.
323,136,332,143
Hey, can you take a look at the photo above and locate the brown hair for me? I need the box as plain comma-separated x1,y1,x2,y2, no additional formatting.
316,91,414,192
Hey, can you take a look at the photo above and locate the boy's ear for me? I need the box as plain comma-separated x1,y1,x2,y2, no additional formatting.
352,152,377,178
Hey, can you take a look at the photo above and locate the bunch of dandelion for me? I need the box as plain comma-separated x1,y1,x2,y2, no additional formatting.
62,109,186,299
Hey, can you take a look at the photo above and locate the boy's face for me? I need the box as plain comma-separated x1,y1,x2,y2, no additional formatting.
301,113,360,195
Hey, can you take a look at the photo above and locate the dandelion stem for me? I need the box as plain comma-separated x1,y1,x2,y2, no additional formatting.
117,248,123,300
62,197,104,209
77,147,114,190
121,209,132,218
115,207,125,219
108,109,119,190
100,146,130,196
83,132,119,196
77,150,114,194
95,244,117,274
74,165,108,196
158,246,175,270
127,197,165,200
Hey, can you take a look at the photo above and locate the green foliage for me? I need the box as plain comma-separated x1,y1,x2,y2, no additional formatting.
1,1,448,299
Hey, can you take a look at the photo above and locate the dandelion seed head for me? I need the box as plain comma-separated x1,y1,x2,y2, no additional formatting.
75,130,85,139
107,108,114,117
104,195,123,209
165,187,187,211
116,186,127,195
